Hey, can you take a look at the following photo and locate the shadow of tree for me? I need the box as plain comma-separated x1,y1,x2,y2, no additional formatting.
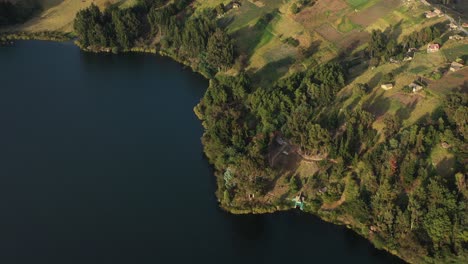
392,63,410,76
347,95,362,110
368,72,383,88
415,112,430,125
431,105,446,120
460,81,468,92
230,10,278,61
252,57,295,87
363,93,391,119
298,40,322,61
387,20,403,40
436,157,455,178
396,98,418,122
338,39,361,59
346,59,369,83
218,15,235,28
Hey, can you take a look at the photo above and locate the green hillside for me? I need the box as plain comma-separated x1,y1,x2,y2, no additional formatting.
2,0,467,263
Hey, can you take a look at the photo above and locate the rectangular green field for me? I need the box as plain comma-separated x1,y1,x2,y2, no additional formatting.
442,44,468,62
347,0,369,8
347,0,379,9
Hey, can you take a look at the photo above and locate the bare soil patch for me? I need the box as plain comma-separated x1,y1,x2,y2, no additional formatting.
295,0,349,29
321,193,346,210
389,92,422,106
315,23,343,43
429,67,468,94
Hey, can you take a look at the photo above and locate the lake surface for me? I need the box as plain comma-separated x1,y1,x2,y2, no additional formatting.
0,41,403,264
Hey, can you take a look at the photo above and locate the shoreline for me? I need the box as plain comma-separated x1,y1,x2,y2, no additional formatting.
1,37,417,264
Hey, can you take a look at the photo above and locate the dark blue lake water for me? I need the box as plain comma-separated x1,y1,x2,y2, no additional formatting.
0,41,403,264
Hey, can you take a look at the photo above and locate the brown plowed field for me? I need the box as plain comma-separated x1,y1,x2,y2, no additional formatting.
315,23,343,43
295,0,349,29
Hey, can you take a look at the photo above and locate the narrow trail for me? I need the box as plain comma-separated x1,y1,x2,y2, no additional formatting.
321,193,346,210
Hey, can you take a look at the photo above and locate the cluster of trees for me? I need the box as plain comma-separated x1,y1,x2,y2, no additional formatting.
74,4,142,49
367,26,441,65
359,95,466,261
195,73,274,196
74,1,234,73
196,62,346,197
148,4,233,71
197,57,466,262
0,0,39,27
431,0,456,5
279,89,466,263
401,25,441,50
290,0,315,14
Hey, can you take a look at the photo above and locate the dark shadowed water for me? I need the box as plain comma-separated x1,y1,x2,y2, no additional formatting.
0,41,403,264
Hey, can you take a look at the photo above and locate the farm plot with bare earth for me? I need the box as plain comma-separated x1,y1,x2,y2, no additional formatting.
315,23,343,43
294,0,349,30
428,67,468,95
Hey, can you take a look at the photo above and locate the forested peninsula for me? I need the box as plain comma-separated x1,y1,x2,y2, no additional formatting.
1,0,467,263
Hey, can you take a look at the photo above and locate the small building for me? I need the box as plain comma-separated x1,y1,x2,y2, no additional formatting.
403,55,413,61
389,58,399,64
427,43,440,53
434,8,443,16
293,194,305,210
425,9,443,18
381,83,394,90
463,22,468,28
425,11,437,18
449,22,459,30
409,82,423,93
450,61,464,72
449,34,465,40
231,1,241,9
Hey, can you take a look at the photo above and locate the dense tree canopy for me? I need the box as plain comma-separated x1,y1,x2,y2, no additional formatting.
74,1,234,76
206,28,234,70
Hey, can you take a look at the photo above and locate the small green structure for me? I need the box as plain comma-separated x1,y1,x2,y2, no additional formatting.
292,194,305,210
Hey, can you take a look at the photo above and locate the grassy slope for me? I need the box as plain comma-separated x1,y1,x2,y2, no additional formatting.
3,0,133,32
198,1,467,261
198,0,466,134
